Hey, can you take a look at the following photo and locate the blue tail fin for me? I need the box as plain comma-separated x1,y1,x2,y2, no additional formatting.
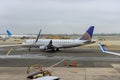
6,30,12,37
98,42,106,52
80,26,94,40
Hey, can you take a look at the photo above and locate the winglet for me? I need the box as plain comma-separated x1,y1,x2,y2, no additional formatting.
98,42,106,53
35,29,42,43
80,26,94,40
6,30,12,37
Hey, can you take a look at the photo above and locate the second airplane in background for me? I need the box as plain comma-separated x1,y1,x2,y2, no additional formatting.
6,30,37,39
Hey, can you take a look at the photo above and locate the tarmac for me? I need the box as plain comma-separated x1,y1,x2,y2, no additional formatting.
0,45,120,80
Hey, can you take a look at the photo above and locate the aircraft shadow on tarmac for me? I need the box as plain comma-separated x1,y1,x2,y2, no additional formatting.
5,47,97,53
0,47,106,57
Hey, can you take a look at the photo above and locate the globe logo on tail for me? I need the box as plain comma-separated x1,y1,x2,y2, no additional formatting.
80,32,91,40
80,26,94,40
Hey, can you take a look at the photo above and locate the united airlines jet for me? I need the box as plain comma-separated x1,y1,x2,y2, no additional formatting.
22,26,95,51
0,26,95,51
6,30,36,39
0,30,36,40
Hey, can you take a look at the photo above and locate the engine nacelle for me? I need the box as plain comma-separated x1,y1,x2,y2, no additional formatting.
39,46,47,50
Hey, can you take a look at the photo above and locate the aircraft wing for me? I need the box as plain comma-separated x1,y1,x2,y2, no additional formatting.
98,42,120,56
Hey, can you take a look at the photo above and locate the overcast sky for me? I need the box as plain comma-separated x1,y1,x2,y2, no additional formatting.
0,0,120,34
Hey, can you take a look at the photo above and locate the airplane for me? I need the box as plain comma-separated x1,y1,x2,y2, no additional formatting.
6,30,37,39
0,26,95,52
98,42,120,56
0,30,36,40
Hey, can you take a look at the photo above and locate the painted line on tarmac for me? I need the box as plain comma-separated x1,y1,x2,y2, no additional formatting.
6,48,13,56
50,59,65,67
46,59,66,70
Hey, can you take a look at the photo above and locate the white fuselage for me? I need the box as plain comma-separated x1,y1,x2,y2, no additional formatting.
22,39,90,48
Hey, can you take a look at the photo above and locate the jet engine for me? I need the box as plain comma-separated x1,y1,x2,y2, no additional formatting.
39,46,47,50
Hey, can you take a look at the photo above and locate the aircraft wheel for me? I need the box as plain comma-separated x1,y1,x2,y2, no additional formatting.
56,48,59,51
29,47,31,52
52,49,55,51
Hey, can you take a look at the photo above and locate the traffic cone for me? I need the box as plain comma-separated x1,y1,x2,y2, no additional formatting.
63,60,67,66
71,61,77,67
